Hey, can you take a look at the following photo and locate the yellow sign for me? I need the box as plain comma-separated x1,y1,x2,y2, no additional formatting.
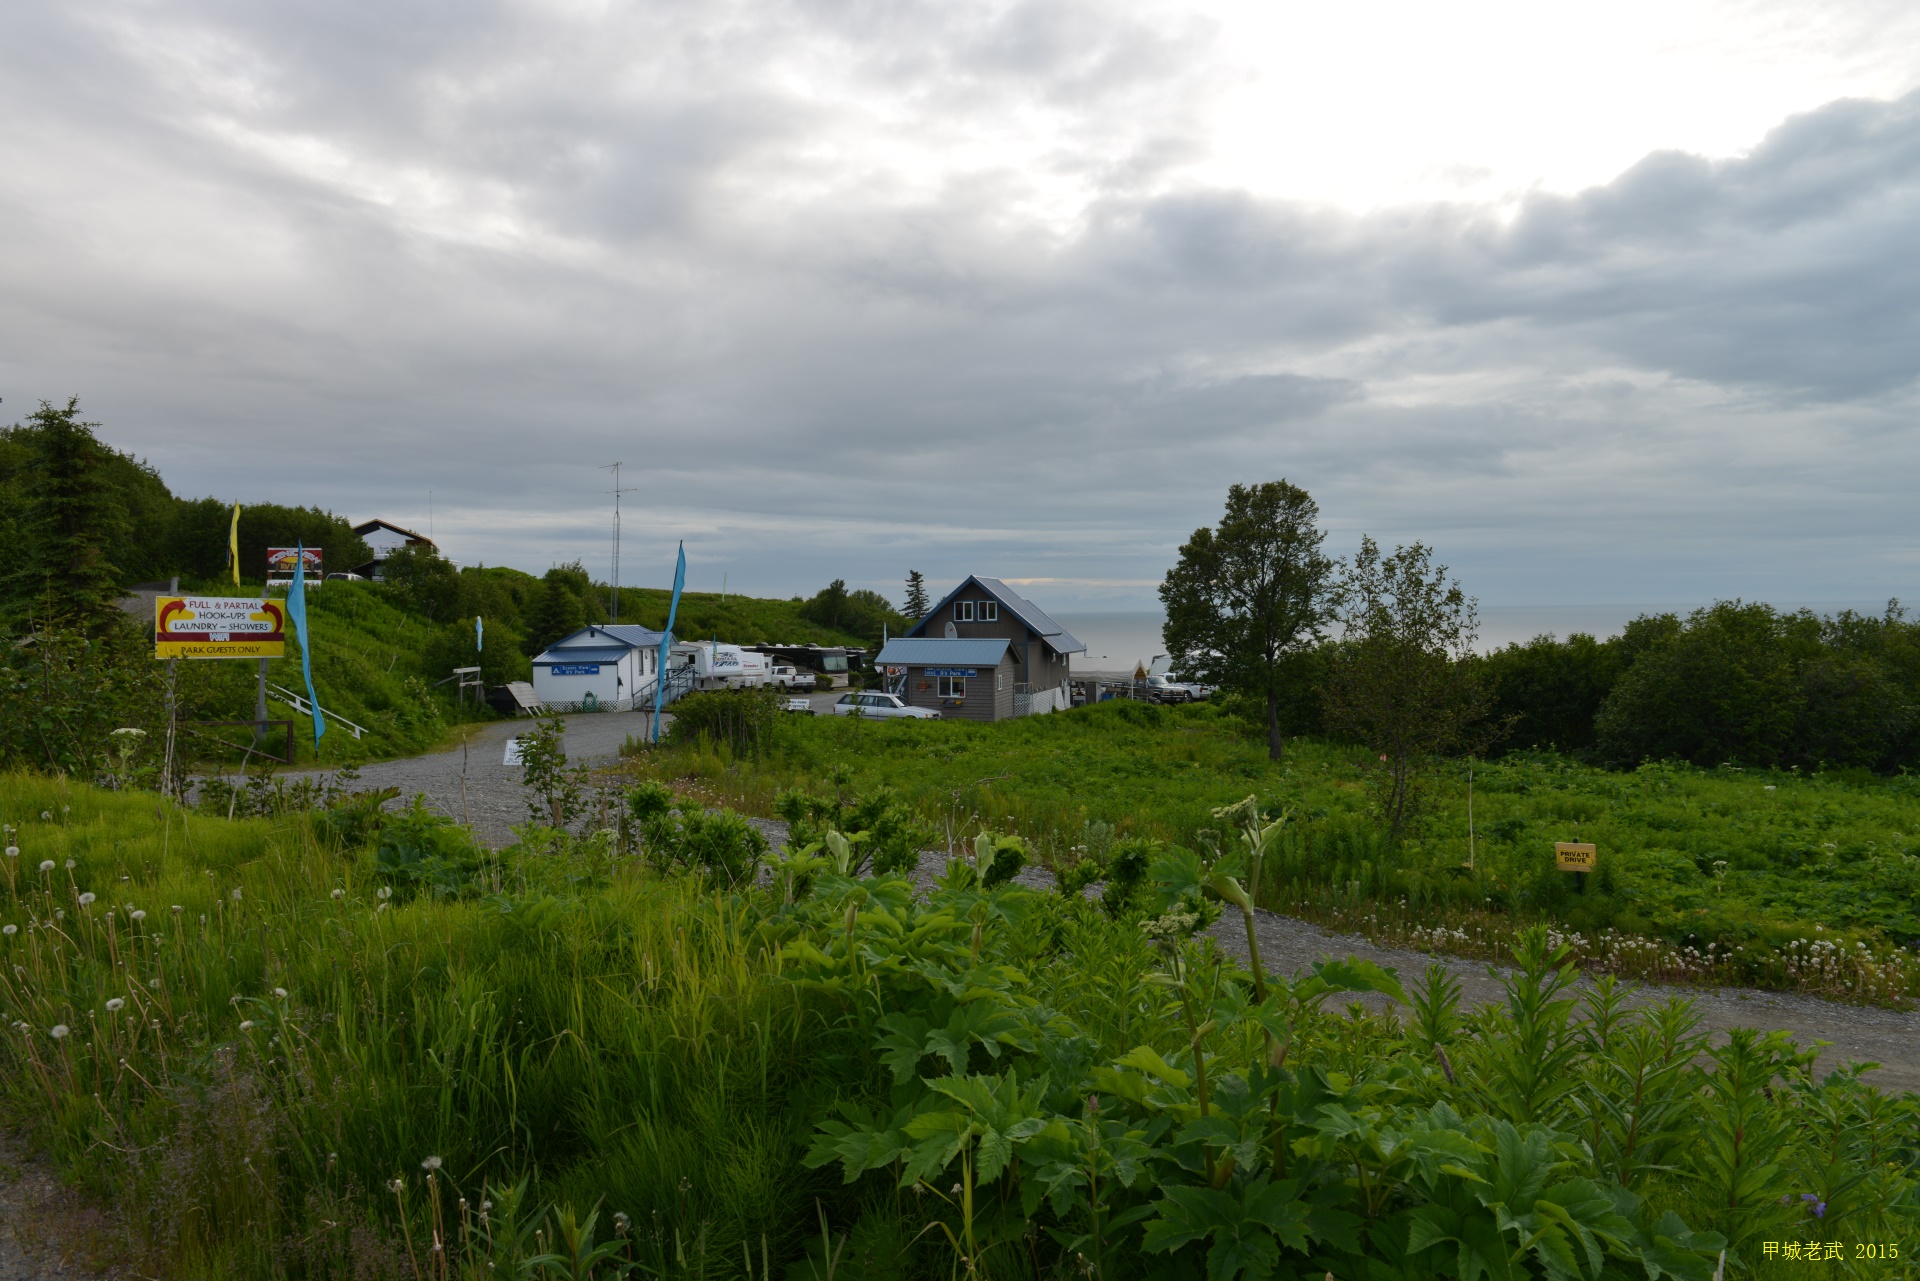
154,596,286,660
1555,842,1596,872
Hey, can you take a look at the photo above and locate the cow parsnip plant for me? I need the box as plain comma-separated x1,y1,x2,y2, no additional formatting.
0,772,1913,1279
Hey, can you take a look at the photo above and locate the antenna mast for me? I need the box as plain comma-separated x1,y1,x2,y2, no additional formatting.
602,462,639,623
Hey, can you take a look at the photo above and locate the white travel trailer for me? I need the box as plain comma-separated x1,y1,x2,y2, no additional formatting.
669,641,772,691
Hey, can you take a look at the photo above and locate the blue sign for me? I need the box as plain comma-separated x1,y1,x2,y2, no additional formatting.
550,663,600,676
923,667,976,677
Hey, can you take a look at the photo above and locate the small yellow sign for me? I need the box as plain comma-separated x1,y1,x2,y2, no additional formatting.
1555,842,1597,872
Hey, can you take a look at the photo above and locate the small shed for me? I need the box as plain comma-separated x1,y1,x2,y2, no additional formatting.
874,637,1016,721
531,624,672,711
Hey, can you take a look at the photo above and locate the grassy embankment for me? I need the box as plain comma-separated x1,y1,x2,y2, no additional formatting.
1,770,1914,1280
621,699,1920,1003
609,587,874,647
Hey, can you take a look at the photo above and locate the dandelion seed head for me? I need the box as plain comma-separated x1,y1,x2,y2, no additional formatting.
377,886,392,900
38,861,53,873
3,847,15,859
239,1020,254,1031
421,1155,443,1171
170,904,182,914
1,926,13,937
130,910,145,921
65,859,75,869
49,1025,68,1039
77,892,95,907
231,888,242,901
330,888,343,900
105,998,124,1012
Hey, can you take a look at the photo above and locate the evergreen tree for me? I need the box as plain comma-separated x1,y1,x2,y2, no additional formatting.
6,399,127,626
903,570,929,620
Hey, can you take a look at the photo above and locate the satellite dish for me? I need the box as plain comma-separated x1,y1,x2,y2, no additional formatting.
944,622,958,638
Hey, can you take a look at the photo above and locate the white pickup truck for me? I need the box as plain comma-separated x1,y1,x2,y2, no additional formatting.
768,663,812,691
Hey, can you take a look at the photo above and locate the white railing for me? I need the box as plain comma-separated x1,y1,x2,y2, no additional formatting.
267,682,370,739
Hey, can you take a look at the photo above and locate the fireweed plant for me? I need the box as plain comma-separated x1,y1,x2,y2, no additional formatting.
0,771,1914,1279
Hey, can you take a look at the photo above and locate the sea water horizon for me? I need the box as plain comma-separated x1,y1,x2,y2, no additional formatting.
1056,599,1904,674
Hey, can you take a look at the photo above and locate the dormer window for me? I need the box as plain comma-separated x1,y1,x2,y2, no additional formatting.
977,601,998,621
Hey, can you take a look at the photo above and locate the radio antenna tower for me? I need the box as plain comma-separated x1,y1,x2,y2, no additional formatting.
602,462,638,623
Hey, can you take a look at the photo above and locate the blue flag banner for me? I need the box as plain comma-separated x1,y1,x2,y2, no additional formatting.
653,541,686,744
476,615,484,653
287,541,326,749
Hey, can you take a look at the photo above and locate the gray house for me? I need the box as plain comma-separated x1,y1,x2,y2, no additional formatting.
879,577,1085,719
871,637,1017,721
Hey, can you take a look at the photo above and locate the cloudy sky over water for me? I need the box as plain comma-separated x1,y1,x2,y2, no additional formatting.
4,0,1920,618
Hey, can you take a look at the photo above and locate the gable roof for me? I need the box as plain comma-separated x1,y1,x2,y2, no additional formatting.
876,638,1012,667
906,576,1086,655
352,518,436,547
533,624,673,664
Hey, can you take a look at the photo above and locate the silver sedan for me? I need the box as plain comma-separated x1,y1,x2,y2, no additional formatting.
830,692,940,720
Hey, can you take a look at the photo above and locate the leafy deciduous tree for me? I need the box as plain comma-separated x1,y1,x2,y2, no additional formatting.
1322,537,1494,839
1160,480,1337,761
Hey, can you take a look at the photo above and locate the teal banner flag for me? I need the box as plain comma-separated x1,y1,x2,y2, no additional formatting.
652,542,685,743
286,541,326,749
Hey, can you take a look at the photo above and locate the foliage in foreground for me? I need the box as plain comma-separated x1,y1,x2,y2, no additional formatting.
624,704,1920,1000
0,773,1916,1279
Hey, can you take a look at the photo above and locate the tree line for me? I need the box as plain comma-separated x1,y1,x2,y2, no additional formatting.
1163,481,1919,833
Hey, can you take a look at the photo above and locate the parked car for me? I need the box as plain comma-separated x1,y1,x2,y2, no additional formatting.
830,692,939,720
1143,674,1195,703
784,696,814,714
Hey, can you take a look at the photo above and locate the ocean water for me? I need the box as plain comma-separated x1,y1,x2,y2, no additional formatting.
1059,601,1901,674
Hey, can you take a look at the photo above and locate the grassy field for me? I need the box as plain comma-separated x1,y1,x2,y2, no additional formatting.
1,771,1915,1279
622,700,1920,1002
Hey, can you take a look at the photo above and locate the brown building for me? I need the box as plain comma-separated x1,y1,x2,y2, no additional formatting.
877,577,1084,720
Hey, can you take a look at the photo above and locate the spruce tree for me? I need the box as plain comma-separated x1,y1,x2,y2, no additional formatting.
903,570,929,620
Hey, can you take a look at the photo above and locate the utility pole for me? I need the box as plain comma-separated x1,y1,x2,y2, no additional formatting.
602,462,638,623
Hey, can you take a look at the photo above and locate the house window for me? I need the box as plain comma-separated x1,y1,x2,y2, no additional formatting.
937,675,967,699
977,601,998,621
955,601,975,622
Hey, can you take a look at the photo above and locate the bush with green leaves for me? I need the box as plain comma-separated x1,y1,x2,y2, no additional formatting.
774,783,934,877
374,796,486,901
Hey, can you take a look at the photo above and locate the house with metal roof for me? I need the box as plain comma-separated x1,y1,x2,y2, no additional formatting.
531,623,675,712
879,577,1086,719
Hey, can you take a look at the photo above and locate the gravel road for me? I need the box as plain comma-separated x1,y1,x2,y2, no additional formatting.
286,723,1920,1095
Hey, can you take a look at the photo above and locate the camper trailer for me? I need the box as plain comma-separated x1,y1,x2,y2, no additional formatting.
668,641,772,691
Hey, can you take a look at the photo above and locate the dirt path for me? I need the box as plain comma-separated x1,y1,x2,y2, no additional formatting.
0,1127,139,1278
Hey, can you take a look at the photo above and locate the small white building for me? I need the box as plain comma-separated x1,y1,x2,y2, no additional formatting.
531,624,674,711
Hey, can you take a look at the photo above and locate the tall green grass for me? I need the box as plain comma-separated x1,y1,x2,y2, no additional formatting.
2,772,1915,1280
620,702,1920,1001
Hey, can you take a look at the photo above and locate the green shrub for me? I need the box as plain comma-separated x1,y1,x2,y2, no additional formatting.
374,796,485,901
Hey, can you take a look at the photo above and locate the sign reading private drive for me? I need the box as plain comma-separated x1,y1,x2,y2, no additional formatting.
1555,842,1597,872
154,596,287,659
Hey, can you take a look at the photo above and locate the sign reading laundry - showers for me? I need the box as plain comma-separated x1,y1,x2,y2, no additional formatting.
154,596,286,659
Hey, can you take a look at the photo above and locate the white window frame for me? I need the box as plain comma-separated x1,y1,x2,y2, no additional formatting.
977,601,999,621
955,601,975,622
937,675,967,699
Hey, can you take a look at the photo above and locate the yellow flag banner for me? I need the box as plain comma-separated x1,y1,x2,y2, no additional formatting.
230,503,241,588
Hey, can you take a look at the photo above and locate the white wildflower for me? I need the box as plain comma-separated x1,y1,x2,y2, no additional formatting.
77,892,95,907
130,910,145,921
38,861,53,873
105,998,124,1012
49,1025,68,1039
421,1155,443,1171
274,987,288,999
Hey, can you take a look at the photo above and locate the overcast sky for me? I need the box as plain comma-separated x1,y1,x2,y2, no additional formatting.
4,0,1919,616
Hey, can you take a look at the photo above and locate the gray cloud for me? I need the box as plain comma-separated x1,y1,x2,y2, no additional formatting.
1,1,1917,614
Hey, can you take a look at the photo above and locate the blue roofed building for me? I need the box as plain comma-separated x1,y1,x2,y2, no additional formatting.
530,623,676,712
875,577,1085,719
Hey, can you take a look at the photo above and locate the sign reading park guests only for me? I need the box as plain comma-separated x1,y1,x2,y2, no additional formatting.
154,596,287,660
